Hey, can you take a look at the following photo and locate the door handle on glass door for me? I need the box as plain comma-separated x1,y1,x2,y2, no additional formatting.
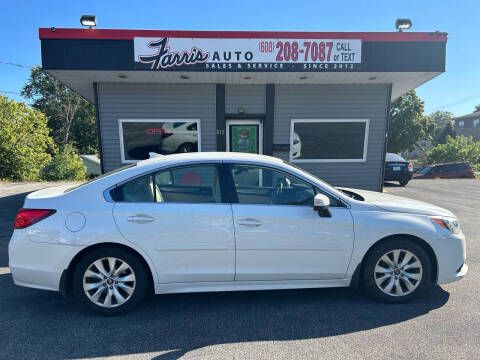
237,218,263,226
127,215,155,223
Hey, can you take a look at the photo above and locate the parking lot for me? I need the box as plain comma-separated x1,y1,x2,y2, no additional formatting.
0,179,479,360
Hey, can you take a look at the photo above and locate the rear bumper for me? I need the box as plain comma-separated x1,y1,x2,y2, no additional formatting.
384,171,413,182
8,229,83,291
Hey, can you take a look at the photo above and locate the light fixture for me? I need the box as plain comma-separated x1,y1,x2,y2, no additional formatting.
238,107,245,114
395,18,412,32
299,76,308,80
80,15,97,29
368,76,377,81
243,76,252,80
118,74,127,79
180,75,190,80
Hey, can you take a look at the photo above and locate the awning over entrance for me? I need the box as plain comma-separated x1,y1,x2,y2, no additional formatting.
40,28,447,102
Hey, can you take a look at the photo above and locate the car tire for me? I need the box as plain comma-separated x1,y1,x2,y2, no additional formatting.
73,246,150,315
361,239,433,303
399,180,409,186
176,142,195,153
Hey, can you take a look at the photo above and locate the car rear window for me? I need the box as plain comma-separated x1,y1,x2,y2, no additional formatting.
64,163,137,193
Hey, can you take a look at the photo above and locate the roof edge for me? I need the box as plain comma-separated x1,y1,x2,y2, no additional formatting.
39,28,448,42
453,111,480,120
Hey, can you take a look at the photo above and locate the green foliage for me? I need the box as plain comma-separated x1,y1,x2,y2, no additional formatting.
429,110,455,145
388,91,433,153
475,104,480,112
435,121,456,145
21,66,98,154
40,144,86,181
0,96,54,181
71,104,98,154
425,135,480,167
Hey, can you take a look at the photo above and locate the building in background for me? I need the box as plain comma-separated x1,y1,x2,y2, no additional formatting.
453,111,480,141
39,28,447,191
79,154,101,176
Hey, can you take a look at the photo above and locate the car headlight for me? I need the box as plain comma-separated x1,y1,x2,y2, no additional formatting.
431,217,461,234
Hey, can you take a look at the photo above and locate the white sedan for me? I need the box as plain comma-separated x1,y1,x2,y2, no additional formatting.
9,153,467,314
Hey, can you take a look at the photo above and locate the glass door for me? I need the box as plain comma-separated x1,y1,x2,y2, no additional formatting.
226,120,263,154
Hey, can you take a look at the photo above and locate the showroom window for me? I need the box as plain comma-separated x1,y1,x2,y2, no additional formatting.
290,119,369,162
119,119,201,163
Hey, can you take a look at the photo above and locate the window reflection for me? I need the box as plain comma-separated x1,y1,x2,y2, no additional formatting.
121,121,199,161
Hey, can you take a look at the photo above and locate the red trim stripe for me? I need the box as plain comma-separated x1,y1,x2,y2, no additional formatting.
39,28,448,42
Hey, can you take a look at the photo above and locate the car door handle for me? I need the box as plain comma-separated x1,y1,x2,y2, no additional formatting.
127,215,155,223
237,218,263,227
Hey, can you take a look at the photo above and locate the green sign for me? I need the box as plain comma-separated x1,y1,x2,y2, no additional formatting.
230,125,259,153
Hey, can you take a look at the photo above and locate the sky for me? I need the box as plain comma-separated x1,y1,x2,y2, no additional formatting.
1,0,479,116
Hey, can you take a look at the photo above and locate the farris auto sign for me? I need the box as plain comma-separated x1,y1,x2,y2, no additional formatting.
134,37,362,72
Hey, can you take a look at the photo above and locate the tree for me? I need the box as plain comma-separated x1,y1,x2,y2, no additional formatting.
475,104,480,112
21,66,98,154
435,121,456,145
40,144,86,181
387,90,433,153
426,135,480,167
0,96,54,181
429,110,455,145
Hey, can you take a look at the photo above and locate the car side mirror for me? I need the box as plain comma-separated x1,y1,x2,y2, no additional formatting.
313,194,331,218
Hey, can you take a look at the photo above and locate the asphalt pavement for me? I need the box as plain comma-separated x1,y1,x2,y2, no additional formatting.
0,179,479,360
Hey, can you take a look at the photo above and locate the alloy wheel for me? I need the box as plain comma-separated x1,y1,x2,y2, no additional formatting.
374,249,423,297
82,257,136,308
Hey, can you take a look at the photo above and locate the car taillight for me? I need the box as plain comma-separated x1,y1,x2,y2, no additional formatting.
162,129,173,139
408,163,414,171
13,209,56,229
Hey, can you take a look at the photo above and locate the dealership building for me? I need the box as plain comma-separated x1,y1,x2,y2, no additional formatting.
39,27,447,191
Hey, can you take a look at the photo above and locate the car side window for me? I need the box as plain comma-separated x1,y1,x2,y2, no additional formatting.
229,164,342,207
114,174,155,202
153,164,222,203
113,164,222,203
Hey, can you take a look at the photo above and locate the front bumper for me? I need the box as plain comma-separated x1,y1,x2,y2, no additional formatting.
435,231,468,284
8,229,83,291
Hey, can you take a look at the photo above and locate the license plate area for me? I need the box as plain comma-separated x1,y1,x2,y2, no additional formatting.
393,166,401,171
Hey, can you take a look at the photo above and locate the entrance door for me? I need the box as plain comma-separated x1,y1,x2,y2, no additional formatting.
226,120,263,154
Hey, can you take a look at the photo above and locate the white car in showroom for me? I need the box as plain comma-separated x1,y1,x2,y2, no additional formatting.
9,153,467,314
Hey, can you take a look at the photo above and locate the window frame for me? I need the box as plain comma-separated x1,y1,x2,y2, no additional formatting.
224,162,347,208
109,162,229,204
289,119,370,163
118,118,202,164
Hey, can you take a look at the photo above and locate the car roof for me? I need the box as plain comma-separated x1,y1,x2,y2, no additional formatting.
432,161,469,166
385,153,406,162
137,152,285,167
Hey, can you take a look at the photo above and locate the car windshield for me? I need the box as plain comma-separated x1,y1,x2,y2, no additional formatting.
418,166,432,174
283,160,346,199
64,163,137,192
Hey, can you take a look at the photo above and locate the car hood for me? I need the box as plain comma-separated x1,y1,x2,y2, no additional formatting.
339,187,454,217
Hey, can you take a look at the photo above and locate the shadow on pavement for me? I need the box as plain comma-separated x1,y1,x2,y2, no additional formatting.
0,271,450,360
383,182,403,188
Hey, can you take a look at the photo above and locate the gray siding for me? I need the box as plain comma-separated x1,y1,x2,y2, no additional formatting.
97,83,216,172
225,85,265,114
274,84,390,191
